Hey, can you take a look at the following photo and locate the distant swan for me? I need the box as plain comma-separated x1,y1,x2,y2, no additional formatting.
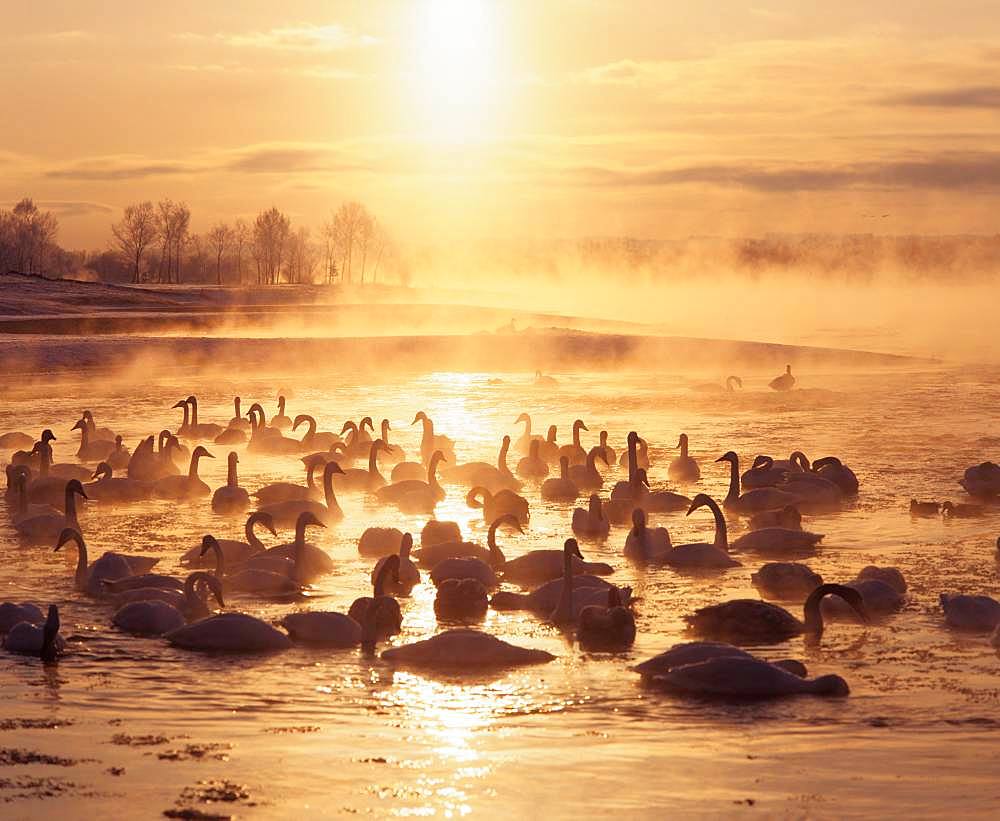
668,433,700,482
769,364,796,391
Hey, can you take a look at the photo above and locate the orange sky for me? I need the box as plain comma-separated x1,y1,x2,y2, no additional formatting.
2,0,999,247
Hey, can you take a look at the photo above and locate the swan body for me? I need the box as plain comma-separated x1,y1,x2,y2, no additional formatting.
668,434,700,482
568,448,607,491
656,657,849,698
910,499,940,517
113,600,187,636
212,452,250,514
686,583,867,644
540,456,580,502
372,533,420,594
442,435,521,493
258,461,344,526
500,540,614,586
292,413,340,451
349,554,403,638
623,508,672,562
634,641,806,679
516,439,549,479
412,412,456,465
513,413,543,455
822,578,904,620
750,506,802,531
421,520,462,549
635,470,692,513
732,527,824,556
15,479,85,543
376,451,446,512
490,574,622,615
0,602,44,633
83,462,152,503
154,446,214,500
55,527,133,597
940,593,1000,631
358,527,404,558
167,612,291,652
254,458,323,506
381,628,554,670
280,611,362,647
572,494,610,539
751,563,823,600
181,512,276,567
467,485,529,526
769,364,796,392
959,462,1000,500
335,439,387,492
0,431,34,450
72,418,115,462
578,587,636,650
941,501,985,518
4,605,65,659
813,456,859,496
550,539,628,625
227,397,251,432
666,494,741,569
434,578,489,620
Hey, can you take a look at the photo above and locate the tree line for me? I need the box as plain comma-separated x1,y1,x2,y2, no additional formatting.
0,199,74,276
103,199,391,286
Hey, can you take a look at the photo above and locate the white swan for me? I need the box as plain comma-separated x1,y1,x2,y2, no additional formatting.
412,411,456,465
271,395,292,430
732,526,824,556
258,461,344,527
428,515,520,588
572,494,610,539
769,364,796,392
623,508,672,562
490,574,624,615
262,511,334,581
434,579,489,621
557,419,589,466
181,511,276,567
717,451,799,515
0,430,34,451
633,642,806,679
686,583,868,644
211,452,250,514
292,413,340,451
166,612,292,652
413,516,516,569
516,439,549,479
72,417,115,462
371,533,421,594
540,456,580,502
15,479,86,543
959,461,1000,500
501,536,614,586
595,430,616,466
84,462,152,503
467,484,529,525
665,494,741,569
0,602,44,633
568,447,607,491
281,598,386,650
112,573,225,633
550,539,629,626
4,604,64,661
668,433,700,482
441,435,522,493
751,562,823,601
154,445,214,500
655,657,849,698
577,587,636,650
358,527,405,558
377,418,405,463
513,412,542,455
375,450,446,512
54,527,133,596
381,628,554,670
348,555,403,639
335,439,387,492
940,593,1000,631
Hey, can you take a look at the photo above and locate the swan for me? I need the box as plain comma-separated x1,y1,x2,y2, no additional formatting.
28,440,92,487
490,574,625,615
200,534,302,596
54,527,133,596
751,563,823,601
211,452,250,514
655,657,849,698
558,419,589,466
72,418,115,462
82,410,116,441
779,468,844,512
154,446,214,500
181,511,276,567
335,439,387,492
412,516,509,569
83,462,152,503
578,587,636,650
685,583,868,644
572,494,610,539
293,414,340,451
0,430,34,451
940,593,1000,631
4,605,64,661
358,527,405,558
959,462,1000,500
390,459,426,482
371,533,421,594
247,405,301,455
822,568,905,620
536,425,560,464
910,499,940,517
769,364,796,392
502,536,614,587
633,642,806,679
258,461,344,527
741,455,792,489
749,505,802,531
441,435,522,492
550,539,630,625
214,427,246,446
111,572,225,624
568,447,607,491
8,468,61,524
541,457,580,502
610,432,643,503
106,436,131,470
11,428,56,470
412,411,456,465
338,419,372,461
692,375,743,394
261,511,335,582
623,508,672,562
228,396,251,432
381,628,554,670
534,370,558,387
254,458,324,506
618,435,649,470
126,435,161,482
188,396,225,440
513,412,542,455
348,554,403,639
635,469,691,513
160,429,189,470
665,494,741,569
942,501,985,518
595,431,616,466
468,485,529,525
0,602,44,633
373,418,404,463
112,600,186,636
375,450,446,512
668,434,700,482
434,579,489,621
15,479,86,542
516,440,549,479
428,515,521,588
166,612,292,652
812,456,859,496
732,526,824,557
717,451,799,514
272,395,292,430
281,599,385,649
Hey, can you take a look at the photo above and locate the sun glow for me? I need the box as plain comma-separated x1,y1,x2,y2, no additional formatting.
408,0,499,142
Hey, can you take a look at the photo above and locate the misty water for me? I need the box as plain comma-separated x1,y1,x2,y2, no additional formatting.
2,361,999,818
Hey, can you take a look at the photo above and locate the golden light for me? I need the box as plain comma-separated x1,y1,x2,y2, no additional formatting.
407,0,499,142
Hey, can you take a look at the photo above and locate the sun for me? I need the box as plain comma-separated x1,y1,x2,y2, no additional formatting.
407,0,499,142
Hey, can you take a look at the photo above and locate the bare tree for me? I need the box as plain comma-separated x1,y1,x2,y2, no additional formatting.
170,203,191,283
252,207,290,285
155,199,175,283
369,220,390,285
111,201,157,284
356,210,375,284
330,201,365,284
232,218,249,285
207,222,233,285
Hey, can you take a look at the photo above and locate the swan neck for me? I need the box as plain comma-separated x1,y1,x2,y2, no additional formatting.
227,457,237,487
726,457,740,502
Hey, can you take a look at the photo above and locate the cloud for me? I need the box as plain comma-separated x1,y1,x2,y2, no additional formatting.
225,144,353,174
178,24,377,53
882,85,1000,109
567,153,1000,192
46,157,197,181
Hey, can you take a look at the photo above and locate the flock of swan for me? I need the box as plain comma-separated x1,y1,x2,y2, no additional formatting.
2,364,999,701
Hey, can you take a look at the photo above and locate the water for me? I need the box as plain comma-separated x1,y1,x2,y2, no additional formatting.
2,364,999,818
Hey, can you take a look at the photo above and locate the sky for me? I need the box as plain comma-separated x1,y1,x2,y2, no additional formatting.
2,0,999,248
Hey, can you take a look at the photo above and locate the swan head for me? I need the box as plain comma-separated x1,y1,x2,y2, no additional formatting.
189,571,226,608
515,413,530,424
360,416,374,431
66,479,88,500
575,419,588,432
71,418,84,433
429,449,447,466
627,431,638,446
687,493,717,517
751,454,772,470
546,425,557,442
186,395,198,407
172,399,189,410
675,433,688,449
292,414,312,432
249,511,278,537
40,428,56,443
199,534,221,558
323,461,345,480
227,451,238,466
564,538,583,560
490,513,524,535
716,451,738,465
785,365,792,374
191,446,214,460
54,527,83,553
411,411,428,425
588,494,602,516
295,511,327,532
92,462,112,480
812,673,849,696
